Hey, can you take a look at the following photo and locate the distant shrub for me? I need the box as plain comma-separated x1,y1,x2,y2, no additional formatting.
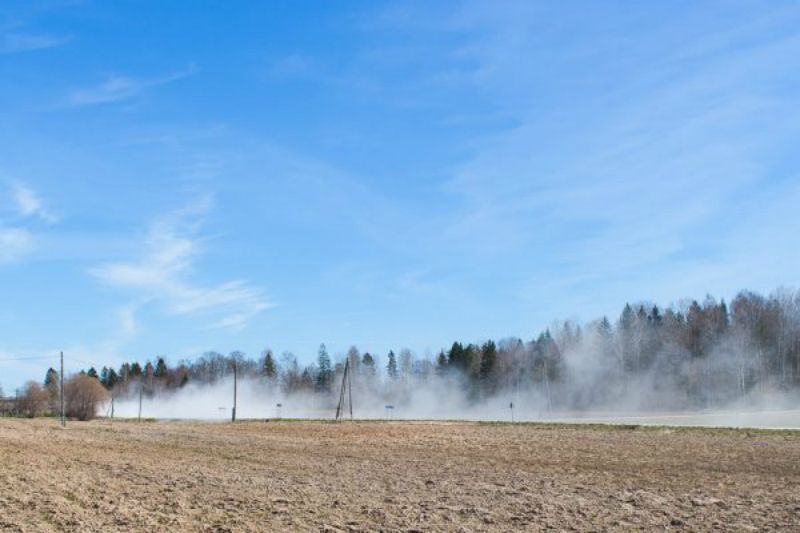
65,374,109,421
18,381,49,418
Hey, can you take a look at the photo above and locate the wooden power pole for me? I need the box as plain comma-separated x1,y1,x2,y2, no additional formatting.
231,361,237,422
59,351,65,427
335,358,353,421
347,358,353,420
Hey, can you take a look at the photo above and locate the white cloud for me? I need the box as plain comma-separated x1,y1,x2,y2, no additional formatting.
433,4,800,278
11,184,57,222
91,198,272,330
116,306,138,337
0,32,70,54
0,227,34,263
340,2,800,330
0,183,54,263
67,65,197,106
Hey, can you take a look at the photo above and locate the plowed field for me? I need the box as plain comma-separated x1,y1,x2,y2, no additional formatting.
1,419,799,531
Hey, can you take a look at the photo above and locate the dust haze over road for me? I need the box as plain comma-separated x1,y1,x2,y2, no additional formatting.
102,288,800,430
111,375,800,430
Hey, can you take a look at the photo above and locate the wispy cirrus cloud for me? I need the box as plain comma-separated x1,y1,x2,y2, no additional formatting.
0,227,34,264
11,183,58,222
90,196,273,330
0,32,70,54
345,1,800,326
0,182,56,263
66,65,197,106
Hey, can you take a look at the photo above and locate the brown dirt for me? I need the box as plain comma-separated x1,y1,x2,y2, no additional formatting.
0,419,799,532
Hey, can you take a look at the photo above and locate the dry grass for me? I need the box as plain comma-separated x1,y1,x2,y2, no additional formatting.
1,418,799,531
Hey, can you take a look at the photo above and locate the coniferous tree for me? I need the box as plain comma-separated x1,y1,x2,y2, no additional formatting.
447,342,464,368
44,368,59,391
44,368,58,388
154,357,168,379
106,368,119,389
119,363,131,385
362,353,376,376
143,362,155,391
436,350,448,373
44,368,59,411
480,340,497,379
262,350,278,380
386,350,398,380
316,344,332,392
599,316,613,337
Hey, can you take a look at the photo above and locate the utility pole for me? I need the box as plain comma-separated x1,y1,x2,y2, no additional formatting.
347,357,353,420
138,379,143,422
336,358,353,421
231,361,237,422
543,359,552,415
59,351,65,427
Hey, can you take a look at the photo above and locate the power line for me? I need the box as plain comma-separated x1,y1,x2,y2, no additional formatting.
0,354,109,367
0,355,58,363
67,357,106,368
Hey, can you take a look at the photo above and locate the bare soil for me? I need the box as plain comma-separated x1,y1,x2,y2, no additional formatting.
1,419,799,531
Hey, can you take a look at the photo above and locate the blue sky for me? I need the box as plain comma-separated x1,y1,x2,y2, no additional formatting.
2,1,799,391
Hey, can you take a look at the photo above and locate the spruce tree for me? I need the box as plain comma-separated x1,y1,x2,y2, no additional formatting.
262,350,277,379
386,350,398,380
480,340,497,378
44,367,59,410
119,363,131,385
447,342,465,368
106,368,119,389
154,357,168,378
316,344,332,392
599,316,612,337
362,352,376,376
44,368,58,388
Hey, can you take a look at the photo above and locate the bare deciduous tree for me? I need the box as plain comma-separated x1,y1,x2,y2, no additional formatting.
65,374,109,421
17,381,49,418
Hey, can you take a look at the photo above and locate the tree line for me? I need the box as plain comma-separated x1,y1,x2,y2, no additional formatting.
4,287,800,418
2,373,107,420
